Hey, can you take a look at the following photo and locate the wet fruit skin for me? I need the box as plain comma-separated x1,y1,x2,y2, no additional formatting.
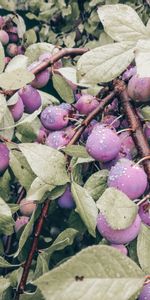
108,159,148,200
0,143,10,174
138,282,150,300
9,96,24,122
86,124,121,162
31,69,50,89
58,185,75,209
46,126,75,149
19,199,36,216
19,85,42,114
97,213,141,244
128,75,150,102
75,94,99,115
40,106,69,131
0,29,9,45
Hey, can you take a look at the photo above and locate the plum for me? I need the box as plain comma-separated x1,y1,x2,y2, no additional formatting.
31,69,50,89
40,105,69,130
0,143,9,174
17,45,25,55
110,244,128,255
138,203,150,226
4,56,11,65
46,126,74,149
58,185,75,209
104,98,118,114
128,75,150,102
138,282,150,300
119,131,137,159
19,199,36,216
0,29,9,45
86,124,121,162
108,159,148,199
8,27,18,43
122,66,136,81
6,43,18,57
97,213,141,244
82,120,98,140
15,216,29,232
19,85,41,113
75,94,99,115
9,96,24,122
36,126,49,144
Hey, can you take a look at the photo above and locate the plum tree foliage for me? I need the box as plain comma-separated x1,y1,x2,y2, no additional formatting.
0,2,150,300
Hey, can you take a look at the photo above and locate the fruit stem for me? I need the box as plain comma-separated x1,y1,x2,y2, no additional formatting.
134,156,150,167
137,193,150,206
118,82,150,181
117,128,133,135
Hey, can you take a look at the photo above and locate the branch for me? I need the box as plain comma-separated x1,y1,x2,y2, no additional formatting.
15,199,51,298
30,47,89,75
119,83,150,181
68,91,116,145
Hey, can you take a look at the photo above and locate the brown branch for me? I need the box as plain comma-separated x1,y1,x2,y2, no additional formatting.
15,199,51,298
29,48,89,75
119,83,150,181
68,91,116,145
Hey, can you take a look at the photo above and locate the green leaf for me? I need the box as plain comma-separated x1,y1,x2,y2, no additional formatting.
34,245,144,300
39,90,60,107
0,170,11,201
48,185,67,200
97,4,148,42
12,14,26,38
71,182,98,237
9,149,36,190
0,69,34,90
77,41,135,84
33,255,49,280
0,41,5,74
135,39,150,77
0,197,14,235
27,177,55,202
19,289,45,300
25,42,54,64
84,170,108,201
34,228,78,279
0,94,7,123
0,256,20,268
23,29,37,47
62,145,91,158
137,224,150,274
18,143,69,186
5,55,28,73
14,211,35,257
96,187,138,230
0,277,10,295
0,107,14,140
52,73,75,103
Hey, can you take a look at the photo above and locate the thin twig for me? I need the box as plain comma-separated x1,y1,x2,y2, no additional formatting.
119,83,150,181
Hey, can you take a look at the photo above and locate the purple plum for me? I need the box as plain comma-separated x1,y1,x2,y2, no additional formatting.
138,282,150,300
40,105,69,130
139,203,150,226
6,43,18,57
128,75,150,102
75,94,99,115
31,69,50,89
0,143,9,174
19,85,41,114
9,96,24,122
97,213,141,244
58,185,75,209
110,244,128,255
0,29,9,45
86,124,121,162
15,216,29,232
108,159,148,199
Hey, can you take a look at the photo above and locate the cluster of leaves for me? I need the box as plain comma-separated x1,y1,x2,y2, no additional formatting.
0,2,150,300
0,0,150,49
